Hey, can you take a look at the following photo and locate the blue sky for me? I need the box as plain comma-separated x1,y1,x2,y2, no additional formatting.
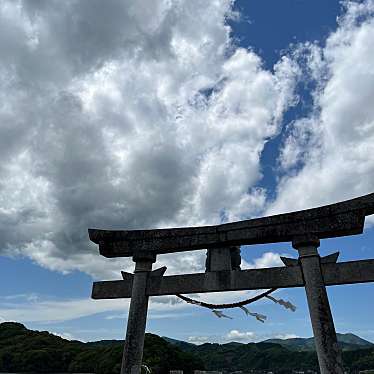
0,0,374,344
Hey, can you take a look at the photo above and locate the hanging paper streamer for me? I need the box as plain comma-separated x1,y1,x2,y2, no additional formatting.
212,310,233,319
265,295,297,312
239,306,267,323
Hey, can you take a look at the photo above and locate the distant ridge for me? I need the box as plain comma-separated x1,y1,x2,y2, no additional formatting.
263,333,374,351
164,333,374,372
164,332,374,352
162,336,196,351
86,339,124,346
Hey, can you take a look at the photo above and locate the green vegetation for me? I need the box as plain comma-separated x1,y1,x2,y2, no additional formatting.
0,322,204,373
1,322,374,373
264,333,374,352
167,337,374,373
178,341,319,373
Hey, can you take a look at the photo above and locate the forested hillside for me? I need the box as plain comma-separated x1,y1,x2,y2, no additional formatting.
264,333,373,351
1,322,374,373
167,337,374,373
0,322,203,374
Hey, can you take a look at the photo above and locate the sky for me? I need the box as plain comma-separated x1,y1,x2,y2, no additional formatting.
0,0,374,344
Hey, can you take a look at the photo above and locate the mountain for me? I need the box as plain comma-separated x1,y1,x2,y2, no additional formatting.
338,333,374,347
263,333,374,351
166,335,374,373
0,322,204,374
180,341,318,372
1,322,374,373
162,337,196,352
86,339,124,347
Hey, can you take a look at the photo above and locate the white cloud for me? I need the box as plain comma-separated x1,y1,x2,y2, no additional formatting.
0,248,291,324
4,0,372,282
270,0,374,222
0,0,299,277
187,329,299,345
187,335,213,345
105,312,194,321
274,333,299,340
50,331,78,341
0,297,127,323
244,251,284,269
0,293,186,323
226,329,256,342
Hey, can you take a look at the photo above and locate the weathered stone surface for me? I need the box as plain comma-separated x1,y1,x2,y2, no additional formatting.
321,251,340,263
89,193,374,374
295,242,344,374
88,193,374,258
280,256,299,266
91,258,374,299
121,259,153,374
230,246,241,270
205,247,232,272
281,252,340,266
322,258,374,285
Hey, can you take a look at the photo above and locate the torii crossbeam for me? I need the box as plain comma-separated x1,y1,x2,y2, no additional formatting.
89,193,374,374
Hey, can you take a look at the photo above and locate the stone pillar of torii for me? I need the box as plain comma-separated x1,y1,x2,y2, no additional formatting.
89,193,374,374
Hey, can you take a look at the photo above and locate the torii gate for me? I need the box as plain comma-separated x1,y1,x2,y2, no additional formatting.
89,193,374,374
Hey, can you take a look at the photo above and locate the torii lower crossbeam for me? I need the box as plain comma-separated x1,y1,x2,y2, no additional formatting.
92,258,374,299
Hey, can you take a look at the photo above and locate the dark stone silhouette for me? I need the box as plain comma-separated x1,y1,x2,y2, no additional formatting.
89,192,374,374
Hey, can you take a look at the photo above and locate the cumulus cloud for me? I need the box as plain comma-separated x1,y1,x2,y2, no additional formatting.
0,0,299,277
187,331,246,345
226,329,256,342
270,0,374,220
3,0,372,283
187,329,299,344
244,251,284,269
274,333,299,340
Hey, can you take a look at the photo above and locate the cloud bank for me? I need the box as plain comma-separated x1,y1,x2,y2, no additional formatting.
187,330,299,345
0,0,298,277
270,0,374,218
0,0,373,280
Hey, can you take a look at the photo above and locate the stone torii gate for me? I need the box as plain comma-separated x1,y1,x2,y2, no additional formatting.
89,193,374,374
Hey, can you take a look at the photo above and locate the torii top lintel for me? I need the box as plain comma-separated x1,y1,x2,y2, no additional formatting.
88,193,374,258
